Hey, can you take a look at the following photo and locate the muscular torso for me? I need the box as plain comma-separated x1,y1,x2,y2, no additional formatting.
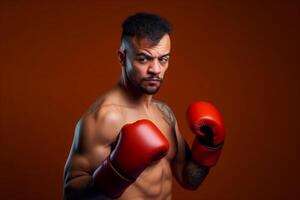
65,86,178,200
115,102,176,200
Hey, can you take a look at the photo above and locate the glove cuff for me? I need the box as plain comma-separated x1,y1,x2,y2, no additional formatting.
191,138,224,167
92,157,133,198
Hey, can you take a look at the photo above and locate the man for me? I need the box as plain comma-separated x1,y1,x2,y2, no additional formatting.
63,12,225,200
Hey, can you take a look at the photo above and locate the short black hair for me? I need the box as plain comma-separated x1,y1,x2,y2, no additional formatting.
121,12,171,44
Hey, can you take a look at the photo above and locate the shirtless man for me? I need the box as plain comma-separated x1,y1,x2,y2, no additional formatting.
63,13,225,200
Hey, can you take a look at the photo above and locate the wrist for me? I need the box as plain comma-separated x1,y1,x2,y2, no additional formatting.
191,137,224,167
195,135,224,148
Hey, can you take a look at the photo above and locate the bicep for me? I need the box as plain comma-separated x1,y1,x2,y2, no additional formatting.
171,120,191,183
153,101,190,181
64,153,94,191
64,109,123,192
154,101,205,188
63,148,111,200
64,138,111,193
64,145,111,185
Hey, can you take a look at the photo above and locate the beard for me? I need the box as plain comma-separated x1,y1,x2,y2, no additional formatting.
126,71,162,95
138,78,162,95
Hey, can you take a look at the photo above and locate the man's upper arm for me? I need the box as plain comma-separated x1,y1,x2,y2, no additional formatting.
170,109,211,190
170,118,191,183
153,100,189,182
63,106,124,196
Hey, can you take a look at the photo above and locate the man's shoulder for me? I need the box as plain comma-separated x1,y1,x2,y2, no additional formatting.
84,86,124,119
83,99,124,129
152,99,176,125
152,99,174,115
77,92,123,131
72,102,124,151
152,99,168,107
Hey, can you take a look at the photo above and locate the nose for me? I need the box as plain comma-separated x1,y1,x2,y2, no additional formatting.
148,59,161,75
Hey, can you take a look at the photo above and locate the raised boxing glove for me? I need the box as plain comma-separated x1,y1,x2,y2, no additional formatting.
92,119,169,198
187,101,225,167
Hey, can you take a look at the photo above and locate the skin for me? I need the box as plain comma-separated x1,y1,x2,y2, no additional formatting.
63,34,210,200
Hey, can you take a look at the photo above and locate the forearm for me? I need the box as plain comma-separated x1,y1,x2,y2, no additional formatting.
182,158,210,190
171,140,210,190
64,176,111,200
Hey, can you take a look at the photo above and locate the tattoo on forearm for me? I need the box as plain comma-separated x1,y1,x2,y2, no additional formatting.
184,162,210,189
153,101,210,189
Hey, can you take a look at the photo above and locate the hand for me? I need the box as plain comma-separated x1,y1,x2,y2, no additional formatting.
187,101,225,167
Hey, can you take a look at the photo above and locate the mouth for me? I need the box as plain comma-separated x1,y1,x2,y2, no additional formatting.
144,77,161,81
145,79,160,83
143,77,161,85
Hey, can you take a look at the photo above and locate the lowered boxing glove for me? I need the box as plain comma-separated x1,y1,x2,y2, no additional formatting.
187,101,225,167
92,119,169,198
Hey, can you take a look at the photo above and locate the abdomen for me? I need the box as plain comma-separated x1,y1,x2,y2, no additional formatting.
119,159,172,200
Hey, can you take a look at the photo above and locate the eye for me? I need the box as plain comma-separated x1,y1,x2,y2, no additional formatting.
137,57,148,64
159,56,169,64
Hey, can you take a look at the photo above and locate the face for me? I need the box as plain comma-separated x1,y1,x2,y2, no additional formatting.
120,34,171,95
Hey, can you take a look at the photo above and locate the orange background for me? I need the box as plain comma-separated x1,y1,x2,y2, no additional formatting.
1,1,299,199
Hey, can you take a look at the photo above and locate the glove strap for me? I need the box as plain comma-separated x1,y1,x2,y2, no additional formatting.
191,139,224,167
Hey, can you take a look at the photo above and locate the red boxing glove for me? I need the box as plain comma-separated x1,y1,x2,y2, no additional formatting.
187,101,225,167
93,119,169,198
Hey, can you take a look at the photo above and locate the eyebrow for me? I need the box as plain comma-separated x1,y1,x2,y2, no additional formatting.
135,52,171,59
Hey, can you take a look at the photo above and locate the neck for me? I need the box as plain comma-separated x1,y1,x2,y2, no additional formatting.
117,80,152,110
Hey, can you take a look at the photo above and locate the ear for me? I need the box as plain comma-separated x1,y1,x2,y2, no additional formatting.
117,50,126,67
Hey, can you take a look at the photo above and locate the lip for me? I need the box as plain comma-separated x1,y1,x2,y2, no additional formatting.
145,79,159,81
145,79,160,82
144,77,160,81
144,79,160,84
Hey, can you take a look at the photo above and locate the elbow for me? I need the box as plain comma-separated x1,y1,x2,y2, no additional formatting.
63,178,87,200
63,183,76,200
